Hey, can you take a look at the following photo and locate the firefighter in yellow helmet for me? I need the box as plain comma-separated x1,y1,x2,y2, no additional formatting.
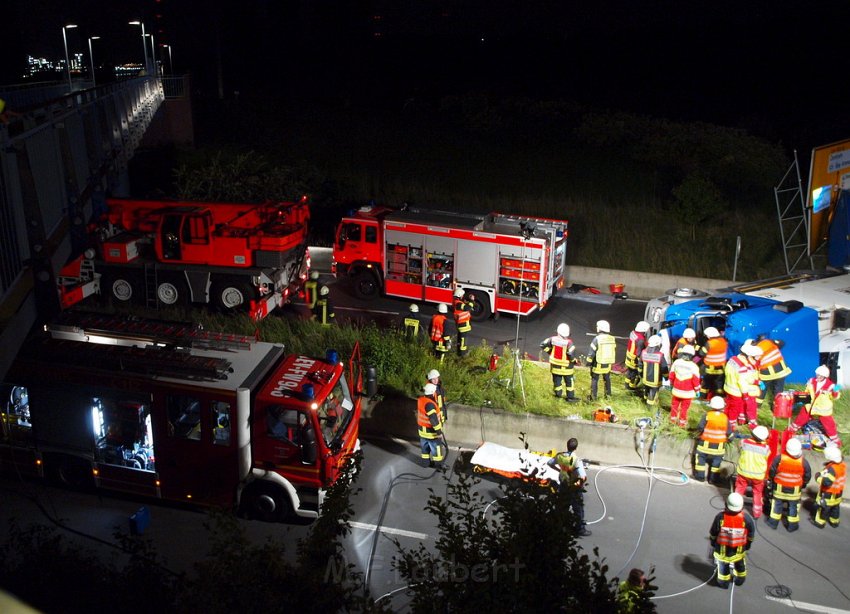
709,492,755,589
586,320,616,401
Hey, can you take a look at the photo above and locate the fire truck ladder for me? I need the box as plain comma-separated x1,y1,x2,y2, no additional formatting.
775,150,813,274
144,264,159,309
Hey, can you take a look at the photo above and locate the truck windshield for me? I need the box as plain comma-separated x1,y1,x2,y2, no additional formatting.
318,375,354,447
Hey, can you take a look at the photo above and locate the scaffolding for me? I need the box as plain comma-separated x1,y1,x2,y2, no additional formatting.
774,150,813,273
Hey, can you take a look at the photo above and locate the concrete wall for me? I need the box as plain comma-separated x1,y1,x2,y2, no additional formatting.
564,265,736,300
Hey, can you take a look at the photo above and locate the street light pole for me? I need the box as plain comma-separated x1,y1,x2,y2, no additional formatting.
160,44,173,75
87,36,100,88
129,21,148,73
147,33,157,74
62,24,78,91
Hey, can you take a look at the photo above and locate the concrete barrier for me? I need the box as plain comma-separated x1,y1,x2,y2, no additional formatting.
564,265,736,301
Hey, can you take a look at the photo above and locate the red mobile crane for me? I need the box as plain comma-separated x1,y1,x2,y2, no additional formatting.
58,197,311,320
1,316,366,521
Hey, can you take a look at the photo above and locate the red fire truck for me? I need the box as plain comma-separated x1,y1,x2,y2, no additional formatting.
58,196,311,320
332,205,568,319
0,316,366,521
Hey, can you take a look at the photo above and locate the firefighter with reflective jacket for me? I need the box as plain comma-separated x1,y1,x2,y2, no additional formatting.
766,437,811,531
418,383,445,467
546,437,591,537
755,335,791,406
540,323,579,402
813,445,846,528
694,396,734,484
304,270,320,309
625,321,649,392
429,303,454,361
587,320,617,401
700,327,728,398
789,365,843,448
709,492,755,589
426,368,448,423
723,342,762,428
402,303,427,341
452,288,473,356
672,328,699,361
312,285,335,326
640,335,667,408
734,425,770,519
669,344,701,427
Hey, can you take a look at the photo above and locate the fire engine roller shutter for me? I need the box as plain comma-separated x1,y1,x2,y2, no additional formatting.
28,386,97,454
456,240,497,288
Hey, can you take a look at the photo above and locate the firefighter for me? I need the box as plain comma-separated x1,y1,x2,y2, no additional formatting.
624,321,649,392
694,396,733,484
723,342,762,428
587,320,616,401
766,437,811,531
546,437,591,537
312,285,335,326
788,365,842,448
672,328,699,361
540,323,579,402
304,270,320,309
709,492,755,589
427,368,447,422
755,335,791,406
617,568,648,612
669,344,701,427
429,303,454,362
813,445,846,528
640,334,667,409
734,425,770,519
700,327,728,399
418,383,446,467
452,287,473,356
402,303,427,341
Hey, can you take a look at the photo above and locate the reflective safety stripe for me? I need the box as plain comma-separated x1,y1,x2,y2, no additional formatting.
701,411,729,444
625,331,645,368
716,512,748,547
545,336,575,368
430,314,446,342
807,378,838,416
822,462,846,495
595,334,616,364
775,454,804,488
738,438,769,480
704,338,728,367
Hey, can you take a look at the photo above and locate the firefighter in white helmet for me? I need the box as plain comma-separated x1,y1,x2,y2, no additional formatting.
694,396,733,484
640,334,667,408
452,287,473,356
312,285,335,326
624,321,650,392
672,327,700,361
540,323,579,402
417,383,445,467
401,303,427,341
669,344,701,427
765,437,811,531
789,365,843,448
734,425,771,518
429,303,454,362
723,341,763,429
813,445,846,528
699,327,729,399
587,320,616,401
426,368,447,423
304,269,320,309
709,492,755,589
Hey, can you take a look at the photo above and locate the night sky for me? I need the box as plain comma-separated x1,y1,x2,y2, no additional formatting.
3,0,849,148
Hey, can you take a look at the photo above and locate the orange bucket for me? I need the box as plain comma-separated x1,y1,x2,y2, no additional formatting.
609,283,625,294
773,391,794,419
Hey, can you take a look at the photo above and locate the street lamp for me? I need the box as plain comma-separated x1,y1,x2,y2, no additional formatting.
128,20,148,73
87,36,100,87
62,23,78,91
160,44,173,75
145,33,157,74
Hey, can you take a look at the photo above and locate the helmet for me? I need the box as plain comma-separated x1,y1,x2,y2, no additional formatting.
454,287,465,298
704,327,720,339
648,335,661,347
438,303,448,314
709,396,726,410
557,323,570,337
816,365,830,378
824,446,843,463
427,369,440,381
726,492,744,513
310,270,320,280
741,342,762,358
319,285,329,296
596,320,610,333
635,321,650,333
409,303,419,313
423,383,438,396
679,344,695,356
785,438,802,458
751,425,769,442
682,328,696,339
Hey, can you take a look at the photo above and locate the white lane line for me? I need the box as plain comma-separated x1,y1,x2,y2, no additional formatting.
765,595,850,613
335,306,402,316
350,521,428,540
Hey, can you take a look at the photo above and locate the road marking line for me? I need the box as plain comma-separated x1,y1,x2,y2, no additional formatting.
765,595,850,613
350,521,428,540
335,306,402,316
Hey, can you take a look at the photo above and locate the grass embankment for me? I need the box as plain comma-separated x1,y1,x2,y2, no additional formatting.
198,311,849,454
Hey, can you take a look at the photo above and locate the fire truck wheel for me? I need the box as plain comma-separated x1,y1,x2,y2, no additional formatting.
242,481,291,522
156,281,185,306
52,455,94,490
467,290,491,322
353,271,380,299
213,281,254,310
109,276,138,303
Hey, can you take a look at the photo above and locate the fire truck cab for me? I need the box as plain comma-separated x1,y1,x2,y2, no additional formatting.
1,317,364,521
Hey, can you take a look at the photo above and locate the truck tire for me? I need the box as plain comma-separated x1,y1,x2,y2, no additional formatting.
241,481,292,522
353,271,380,299
53,456,94,490
468,290,491,322
213,281,254,311
156,280,185,306
109,276,139,303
